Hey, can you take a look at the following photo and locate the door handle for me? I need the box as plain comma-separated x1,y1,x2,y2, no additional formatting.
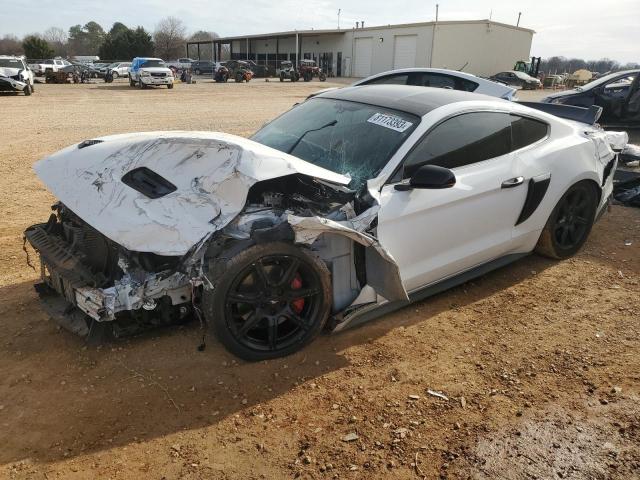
501,176,524,188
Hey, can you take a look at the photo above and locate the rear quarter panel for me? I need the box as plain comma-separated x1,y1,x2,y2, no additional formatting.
511,118,604,251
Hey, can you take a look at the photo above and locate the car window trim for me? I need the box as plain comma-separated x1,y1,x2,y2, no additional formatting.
384,109,549,185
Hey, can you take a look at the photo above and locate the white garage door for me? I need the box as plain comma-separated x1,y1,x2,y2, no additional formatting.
393,35,417,69
354,37,373,77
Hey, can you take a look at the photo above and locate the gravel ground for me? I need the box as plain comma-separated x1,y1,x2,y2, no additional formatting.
0,80,639,479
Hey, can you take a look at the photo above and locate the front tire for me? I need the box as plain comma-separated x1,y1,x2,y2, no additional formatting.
167,83,174,89
204,242,332,361
24,84,32,95
535,181,598,259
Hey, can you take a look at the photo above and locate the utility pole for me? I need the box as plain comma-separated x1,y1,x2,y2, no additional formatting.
337,9,341,29
517,12,522,26
436,4,439,21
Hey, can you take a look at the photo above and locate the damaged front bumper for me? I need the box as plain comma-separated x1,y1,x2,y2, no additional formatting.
0,76,27,92
24,221,191,323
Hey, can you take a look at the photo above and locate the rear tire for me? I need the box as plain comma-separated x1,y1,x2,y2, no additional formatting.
204,242,332,361
535,181,598,259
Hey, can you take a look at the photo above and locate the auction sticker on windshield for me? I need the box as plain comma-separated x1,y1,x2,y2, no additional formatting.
367,113,413,133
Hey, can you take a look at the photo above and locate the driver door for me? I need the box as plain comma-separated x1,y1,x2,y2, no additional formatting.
377,111,529,293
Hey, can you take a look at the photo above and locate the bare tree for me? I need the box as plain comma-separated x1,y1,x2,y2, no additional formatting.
153,16,186,60
187,30,223,60
43,27,68,57
0,35,23,55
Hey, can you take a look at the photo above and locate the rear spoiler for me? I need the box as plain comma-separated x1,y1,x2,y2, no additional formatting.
519,102,603,125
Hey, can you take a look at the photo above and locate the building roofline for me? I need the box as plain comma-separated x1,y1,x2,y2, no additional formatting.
209,19,535,42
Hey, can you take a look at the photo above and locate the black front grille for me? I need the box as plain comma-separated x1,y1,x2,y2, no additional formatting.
151,72,166,78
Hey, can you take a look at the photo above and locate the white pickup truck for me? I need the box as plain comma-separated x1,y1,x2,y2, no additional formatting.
129,57,174,89
29,58,72,76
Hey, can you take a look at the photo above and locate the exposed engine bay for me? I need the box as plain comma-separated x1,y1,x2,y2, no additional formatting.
24,132,406,342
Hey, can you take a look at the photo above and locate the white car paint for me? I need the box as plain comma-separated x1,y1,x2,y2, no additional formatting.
310,68,517,101
0,55,35,89
102,62,131,77
33,131,350,256
373,99,622,293
28,87,625,330
354,68,518,99
29,58,71,76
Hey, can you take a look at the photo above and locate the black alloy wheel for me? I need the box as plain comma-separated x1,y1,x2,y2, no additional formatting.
536,181,598,259
205,242,331,361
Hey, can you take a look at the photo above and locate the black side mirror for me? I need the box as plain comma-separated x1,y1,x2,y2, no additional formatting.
395,165,456,191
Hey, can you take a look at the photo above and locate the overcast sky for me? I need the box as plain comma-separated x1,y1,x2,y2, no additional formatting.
2,0,639,62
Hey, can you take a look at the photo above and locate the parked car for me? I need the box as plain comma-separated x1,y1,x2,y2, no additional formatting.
166,58,195,70
100,62,131,78
490,70,541,90
355,68,517,98
0,55,35,95
29,58,71,76
129,57,174,89
308,68,517,100
542,69,640,127
24,85,626,360
191,60,215,75
246,60,271,78
226,60,253,82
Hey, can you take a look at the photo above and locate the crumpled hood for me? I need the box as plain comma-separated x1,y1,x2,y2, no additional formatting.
0,67,20,77
34,131,350,256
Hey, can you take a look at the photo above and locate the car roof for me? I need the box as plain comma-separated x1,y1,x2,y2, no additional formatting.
355,67,480,83
316,84,507,116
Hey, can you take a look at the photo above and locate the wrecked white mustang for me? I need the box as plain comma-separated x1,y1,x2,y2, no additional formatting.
25,86,626,360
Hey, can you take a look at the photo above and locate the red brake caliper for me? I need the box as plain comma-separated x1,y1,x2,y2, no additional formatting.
291,273,304,313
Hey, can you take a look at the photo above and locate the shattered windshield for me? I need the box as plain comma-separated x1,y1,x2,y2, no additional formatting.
251,98,419,187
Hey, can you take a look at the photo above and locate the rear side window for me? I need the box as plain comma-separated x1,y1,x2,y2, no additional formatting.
407,72,478,92
402,112,511,176
362,73,409,85
511,115,548,150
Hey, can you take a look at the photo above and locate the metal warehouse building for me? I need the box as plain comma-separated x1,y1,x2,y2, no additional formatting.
195,20,534,78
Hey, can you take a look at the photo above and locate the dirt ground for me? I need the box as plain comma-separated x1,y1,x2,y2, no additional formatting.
1,79,639,480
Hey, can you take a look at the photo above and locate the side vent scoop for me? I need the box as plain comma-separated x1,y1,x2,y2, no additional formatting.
121,167,177,199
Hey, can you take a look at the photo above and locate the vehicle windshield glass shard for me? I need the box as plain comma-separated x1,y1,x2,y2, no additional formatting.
251,98,419,188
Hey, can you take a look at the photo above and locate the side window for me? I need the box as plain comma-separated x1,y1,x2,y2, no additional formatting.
511,115,548,150
402,112,511,178
409,73,456,89
458,78,479,92
362,74,409,85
